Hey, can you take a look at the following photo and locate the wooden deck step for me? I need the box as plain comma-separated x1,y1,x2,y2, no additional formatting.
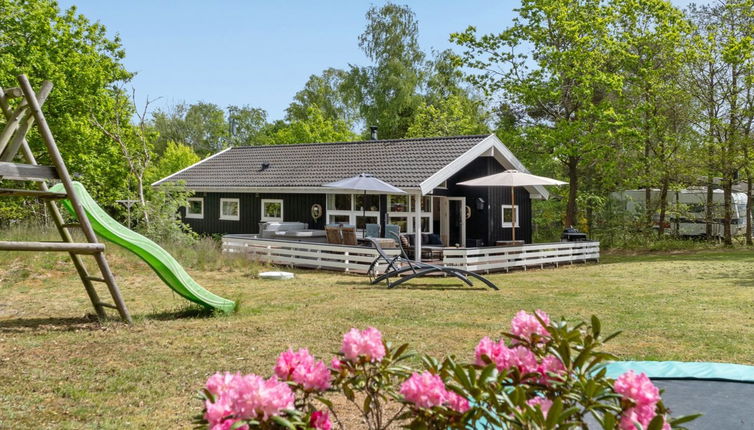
0,188,66,199
0,241,104,254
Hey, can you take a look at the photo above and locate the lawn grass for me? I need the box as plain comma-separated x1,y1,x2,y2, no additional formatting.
1,240,754,428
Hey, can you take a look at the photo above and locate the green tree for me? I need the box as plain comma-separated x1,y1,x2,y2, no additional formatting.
145,141,200,185
452,0,623,227
184,102,228,155
613,0,694,235
687,1,754,244
227,105,268,146
0,0,132,211
263,106,357,144
286,68,358,126
346,3,425,139
405,94,489,137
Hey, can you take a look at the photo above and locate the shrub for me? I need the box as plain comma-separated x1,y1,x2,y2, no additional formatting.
195,311,699,429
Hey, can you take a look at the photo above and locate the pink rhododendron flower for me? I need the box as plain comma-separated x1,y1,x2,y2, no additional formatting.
614,371,664,430
400,371,449,408
527,397,553,417
474,336,498,366
446,391,470,413
206,371,239,397
614,371,661,407
474,337,539,375
330,357,342,370
210,419,248,430
310,410,332,430
274,348,312,380
619,405,666,430
538,355,566,384
228,374,294,421
341,327,386,362
510,310,551,343
292,359,331,392
509,345,539,375
274,348,331,391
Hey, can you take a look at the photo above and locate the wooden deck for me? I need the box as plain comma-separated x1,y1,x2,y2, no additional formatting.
221,235,600,275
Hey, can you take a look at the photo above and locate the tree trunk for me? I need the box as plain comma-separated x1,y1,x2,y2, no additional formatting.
723,177,733,245
137,176,149,225
657,177,669,237
565,156,578,228
747,172,752,245
705,171,714,240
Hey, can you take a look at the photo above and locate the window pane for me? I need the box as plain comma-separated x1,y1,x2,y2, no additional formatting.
356,215,378,229
334,194,351,211
410,196,432,213
421,196,431,212
502,206,517,224
354,194,380,211
188,200,202,214
389,216,408,232
264,201,282,219
222,201,239,217
410,217,431,232
389,195,409,212
329,215,350,224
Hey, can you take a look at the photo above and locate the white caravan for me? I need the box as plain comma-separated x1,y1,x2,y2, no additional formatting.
611,188,749,238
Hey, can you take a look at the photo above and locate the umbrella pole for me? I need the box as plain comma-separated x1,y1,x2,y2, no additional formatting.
363,190,367,238
511,187,516,242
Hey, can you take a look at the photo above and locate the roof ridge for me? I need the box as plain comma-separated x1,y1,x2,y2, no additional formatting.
229,134,493,150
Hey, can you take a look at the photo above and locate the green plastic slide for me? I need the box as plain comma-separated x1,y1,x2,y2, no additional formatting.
50,182,235,313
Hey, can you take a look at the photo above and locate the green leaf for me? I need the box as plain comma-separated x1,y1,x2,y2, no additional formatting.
271,416,296,429
670,413,703,426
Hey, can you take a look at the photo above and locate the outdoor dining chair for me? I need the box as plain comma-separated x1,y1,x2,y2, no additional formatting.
341,226,358,246
325,226,342,244
365,223,380,238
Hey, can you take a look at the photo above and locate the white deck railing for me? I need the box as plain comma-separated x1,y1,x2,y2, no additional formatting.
222,235,599,275
221,235,401,274
441,241,600,273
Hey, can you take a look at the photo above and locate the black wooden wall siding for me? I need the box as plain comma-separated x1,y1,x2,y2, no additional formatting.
179,156,532,244
444,157,532,245
181,192,327,235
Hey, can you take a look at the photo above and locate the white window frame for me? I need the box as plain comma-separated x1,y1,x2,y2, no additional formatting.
326,194,380,227
387,195,433,233
501,204,519,228
185,197,204,219
220,198,240,221
261,199,284,221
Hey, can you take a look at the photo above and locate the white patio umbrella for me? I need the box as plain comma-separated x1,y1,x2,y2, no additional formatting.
458,170,567,242
323,173,407,236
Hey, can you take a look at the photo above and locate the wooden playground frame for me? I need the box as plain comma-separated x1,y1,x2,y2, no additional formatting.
0,75,131,323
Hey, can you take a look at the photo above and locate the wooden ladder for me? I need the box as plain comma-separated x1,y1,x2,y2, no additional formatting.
0,75,132,323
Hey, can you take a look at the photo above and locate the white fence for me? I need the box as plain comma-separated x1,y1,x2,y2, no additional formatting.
222,235,600,275
221,235,401,274
441,241,600,273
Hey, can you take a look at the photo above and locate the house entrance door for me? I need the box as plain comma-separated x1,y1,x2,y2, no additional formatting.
442,197,466,247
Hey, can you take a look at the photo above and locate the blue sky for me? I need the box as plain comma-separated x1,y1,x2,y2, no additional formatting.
58,0,703,120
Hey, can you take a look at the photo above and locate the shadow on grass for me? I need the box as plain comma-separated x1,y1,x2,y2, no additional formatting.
143,305,217,321
0,315,102,333
345,281,488,291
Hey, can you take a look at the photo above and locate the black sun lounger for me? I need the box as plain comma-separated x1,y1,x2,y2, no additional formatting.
366,234,499,290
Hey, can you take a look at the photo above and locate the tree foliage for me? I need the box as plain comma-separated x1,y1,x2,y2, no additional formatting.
0,0,132,210
346,3,426,139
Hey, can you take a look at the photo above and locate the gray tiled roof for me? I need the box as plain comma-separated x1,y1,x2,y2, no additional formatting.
154,135,493,189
